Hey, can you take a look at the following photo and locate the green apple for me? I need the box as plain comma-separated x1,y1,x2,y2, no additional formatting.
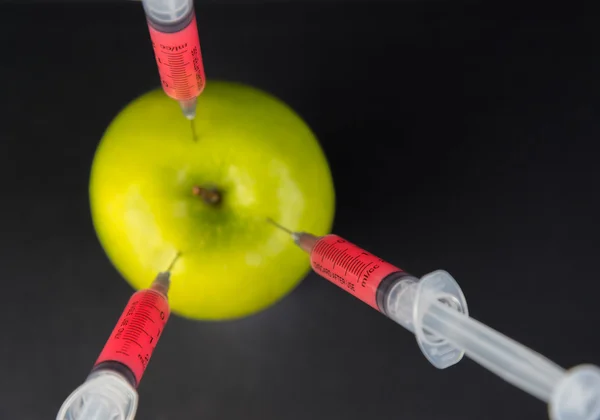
89,81,335,320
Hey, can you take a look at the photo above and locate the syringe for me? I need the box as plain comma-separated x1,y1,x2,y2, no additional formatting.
56,255,179,420
268,220,600,420
141,0,206,120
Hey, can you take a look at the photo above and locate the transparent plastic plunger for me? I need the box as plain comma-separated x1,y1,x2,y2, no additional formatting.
384,270,600,420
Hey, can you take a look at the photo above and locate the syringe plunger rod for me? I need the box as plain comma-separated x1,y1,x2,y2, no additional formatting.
385,270,600,420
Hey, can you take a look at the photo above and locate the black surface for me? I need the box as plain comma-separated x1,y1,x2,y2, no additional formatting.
2,2,600,419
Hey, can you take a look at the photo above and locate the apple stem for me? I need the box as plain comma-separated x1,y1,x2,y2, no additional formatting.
192,186,222,205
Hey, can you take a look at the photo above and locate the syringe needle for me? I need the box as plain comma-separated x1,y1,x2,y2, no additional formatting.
151,252,181,295
266,218,293,235
266,218,319,253
165,251,181,272
190,120,198,142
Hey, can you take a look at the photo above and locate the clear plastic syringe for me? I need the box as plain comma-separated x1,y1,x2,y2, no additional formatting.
141,0,206,120
56,254,179,420
268,220,600,420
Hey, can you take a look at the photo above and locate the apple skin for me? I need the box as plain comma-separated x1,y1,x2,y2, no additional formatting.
89,81,335,320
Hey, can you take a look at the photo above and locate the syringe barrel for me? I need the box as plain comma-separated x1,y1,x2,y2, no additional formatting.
307,234,418,311
94,287,170,387
57,278,171,420
140,0,205,118
141,0,194,29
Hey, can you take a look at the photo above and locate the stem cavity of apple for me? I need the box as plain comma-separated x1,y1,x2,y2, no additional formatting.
192,186,222,206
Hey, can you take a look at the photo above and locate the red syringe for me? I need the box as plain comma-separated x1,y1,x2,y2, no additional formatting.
267,219,600,420
141,0,206,120
56,254,179,420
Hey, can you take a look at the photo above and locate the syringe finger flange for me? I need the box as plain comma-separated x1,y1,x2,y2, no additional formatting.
413,270,469,369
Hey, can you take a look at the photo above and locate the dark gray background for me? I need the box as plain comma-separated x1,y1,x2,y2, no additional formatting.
2,0,429,3
2,1,600,419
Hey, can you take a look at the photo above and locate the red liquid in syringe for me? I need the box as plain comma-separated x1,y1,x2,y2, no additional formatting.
93,277,170,387
147,11,206,115
292,230,415,312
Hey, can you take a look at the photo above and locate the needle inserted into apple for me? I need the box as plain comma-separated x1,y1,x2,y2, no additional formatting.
266,218,318,253
267,219,600,420
190,120,198,142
